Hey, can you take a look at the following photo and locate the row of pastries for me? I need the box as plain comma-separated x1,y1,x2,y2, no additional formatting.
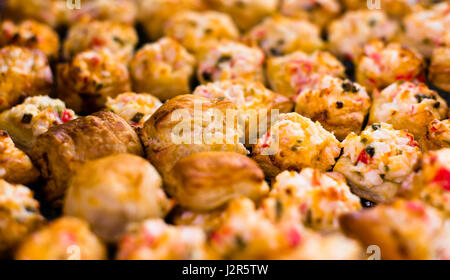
0,0,449,260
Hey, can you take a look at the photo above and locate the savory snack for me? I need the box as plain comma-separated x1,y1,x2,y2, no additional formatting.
208,197,299,259
399,2,450,58
280,0,341,28
130,38,196,101
164,10,239,56
342,0,433,18
65,0,137,25
428,42,450,92
165,152,269,211
205,0,278,31
420,119,450,151
193,80,293,145
197,40,265,85
136,0,206,40
0,20,60,60
334,123,422,203
355,40,425,92
266,50,346,98
4,0,66,27
170,207,225,233
15,217,106,260
402,148,450,216
0,131,39,185
340,199,447,260
106,92,162,127
273,231,363,260
0,180,44,257
368,82,448,139
63,20,138,62
244,15,324,57
295,75,371,140
0,46,53,111
264,168,361,231
30,110,143,205
64,154,173,242
252,113,341,178
327,10,398,61
140,94,247,179
57,49,131,114
0,96,77,153
116,219,215,260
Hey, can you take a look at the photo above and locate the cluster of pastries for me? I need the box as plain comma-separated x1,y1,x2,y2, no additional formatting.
0,0,449,260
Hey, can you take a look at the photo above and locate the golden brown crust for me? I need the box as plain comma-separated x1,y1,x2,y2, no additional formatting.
0,46,53,111
294,75,371,141
164,10,239,56
334,123,422,203
0,20,60,60
340,199,445,260
56,49,131,114
400,148,450,216
252,113,341,179
15,217,106,260
137,0,206,41
368,82,448,140
0,96,77,153
419,119,450,151
64,154,174,242
193,80,294,146
30,111,143,205
244,15,324,57
130,38,196,101
140,94,248,179
355,40,425,92
0,130,39,185
63,20,137,62
428,46,450,92
206,0,278,31
166,152,269,211
116,219,217,260
0,180,44,257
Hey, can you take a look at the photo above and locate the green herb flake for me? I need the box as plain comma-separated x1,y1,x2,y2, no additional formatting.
131,112,144,123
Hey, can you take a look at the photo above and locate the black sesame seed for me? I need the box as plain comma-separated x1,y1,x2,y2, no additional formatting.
361,198,376,208
202,71,212,82
336,101,344,109
21,114,32,124
371,124,381,130
291,145,301,151
365,146,375,157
